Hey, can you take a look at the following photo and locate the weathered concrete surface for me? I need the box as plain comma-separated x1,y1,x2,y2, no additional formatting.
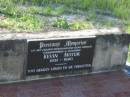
0,40,27,82
0,28,129,82
0,28,123,40
93,35,129,71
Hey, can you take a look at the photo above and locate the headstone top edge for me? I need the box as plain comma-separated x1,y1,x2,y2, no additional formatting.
27,36,96,42
0,28,126,40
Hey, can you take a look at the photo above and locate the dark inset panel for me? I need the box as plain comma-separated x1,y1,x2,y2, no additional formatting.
26,37,96,75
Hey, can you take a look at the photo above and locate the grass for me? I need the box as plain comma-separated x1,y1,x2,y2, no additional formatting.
0,15,42,32
69,21,92,30
127,45,130,63
125,24,130,34
53,18,92,30
0,1,22,17
0,0,43,32
128,55,130,63
1,0,130,19
41,6,64,16
53,18,69,29
0,0,130,32
26,5,64,16
26,6,40,14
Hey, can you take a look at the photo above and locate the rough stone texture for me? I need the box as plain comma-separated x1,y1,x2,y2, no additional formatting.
0,28,129,82
0,40,27,82
0,28,124,40
92,35,129,71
